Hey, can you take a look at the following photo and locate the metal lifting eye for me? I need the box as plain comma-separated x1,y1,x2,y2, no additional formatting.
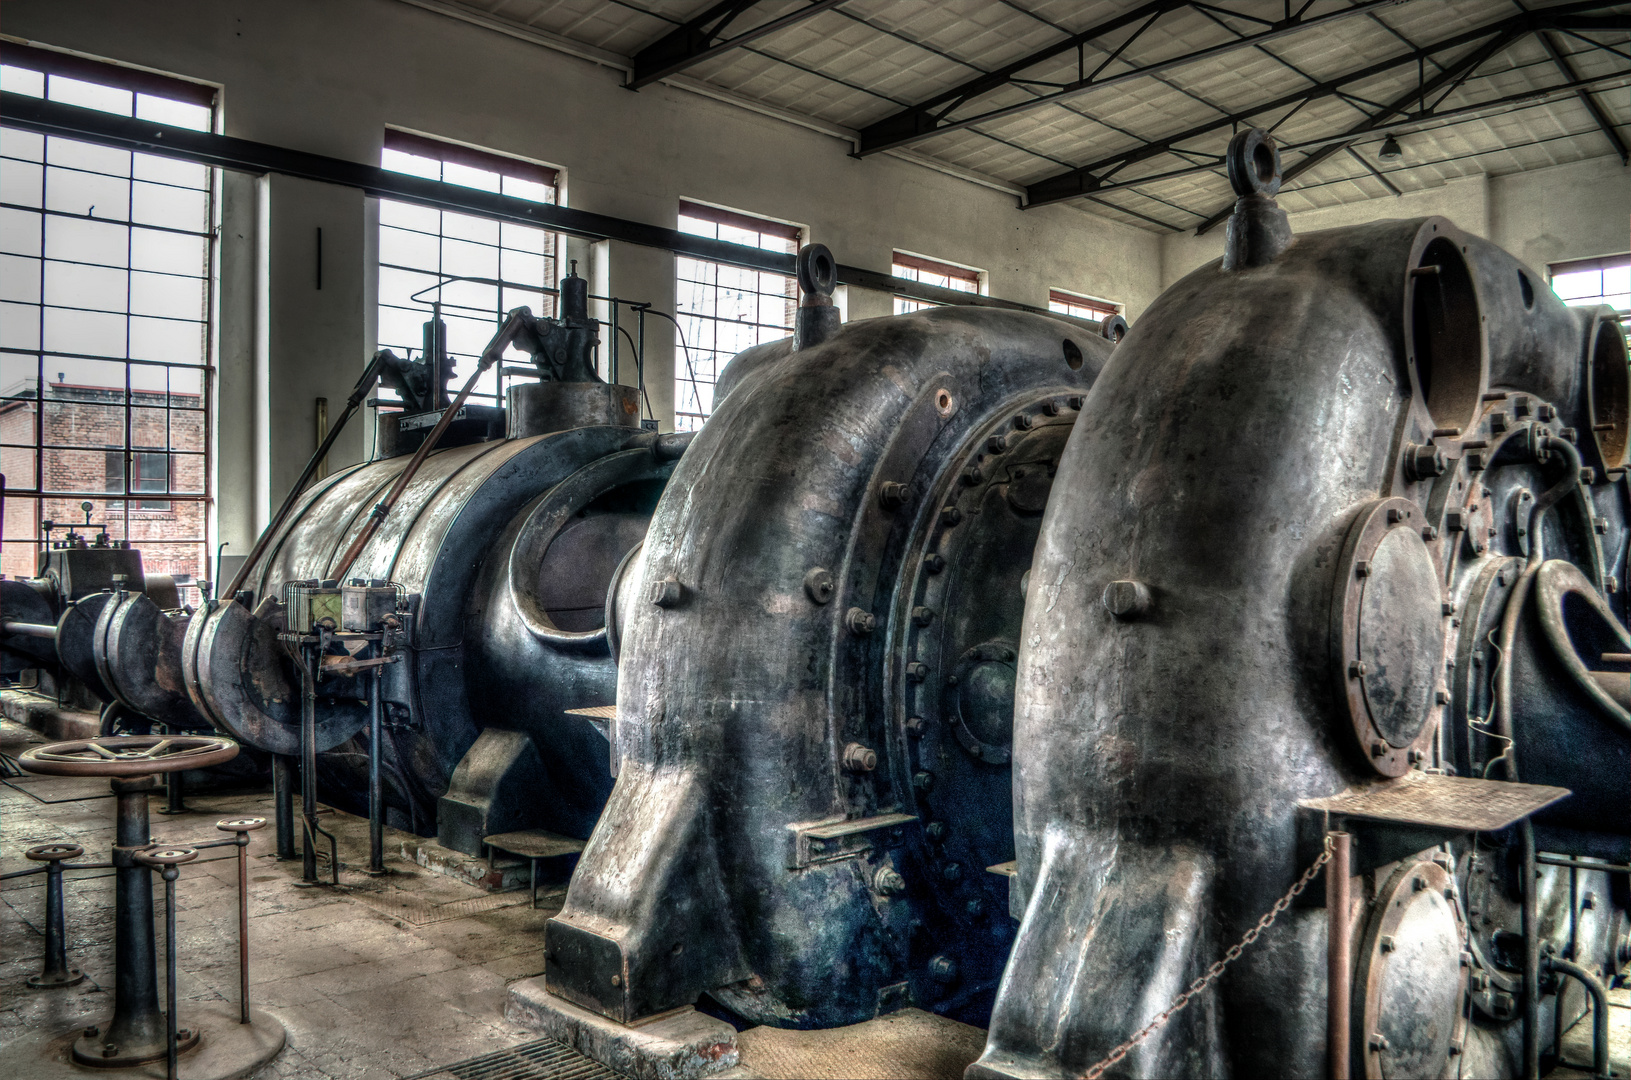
1226,128,1282,199
797,243,837,299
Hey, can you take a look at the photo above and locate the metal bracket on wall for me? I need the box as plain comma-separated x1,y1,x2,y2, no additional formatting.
787,811,917,869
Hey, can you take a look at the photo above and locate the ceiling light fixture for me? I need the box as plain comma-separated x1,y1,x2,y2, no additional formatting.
1378,136,1402,162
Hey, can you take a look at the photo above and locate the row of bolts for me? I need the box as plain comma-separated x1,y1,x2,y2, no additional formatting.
3,815,266,1080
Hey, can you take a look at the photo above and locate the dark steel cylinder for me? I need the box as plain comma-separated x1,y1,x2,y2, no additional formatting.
74,777,166,1067
272,755,296,860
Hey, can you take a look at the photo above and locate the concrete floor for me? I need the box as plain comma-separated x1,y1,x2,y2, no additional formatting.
0,719,568,1079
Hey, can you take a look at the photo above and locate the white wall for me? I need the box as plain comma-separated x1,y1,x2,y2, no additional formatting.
7,0,1624,548
6,0,1165,543
1160,156,1629,287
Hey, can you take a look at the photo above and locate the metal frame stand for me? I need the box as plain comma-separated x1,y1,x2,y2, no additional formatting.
22,843,86,988
136,846,199,1080
366,666,386,875
74,776,201,1068
1326,829,1351,1080
272,753,296,860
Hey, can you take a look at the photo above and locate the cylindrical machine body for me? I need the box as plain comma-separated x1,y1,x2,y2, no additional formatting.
181,406,674,837
547,307,1110,1029
973,200,1631,1079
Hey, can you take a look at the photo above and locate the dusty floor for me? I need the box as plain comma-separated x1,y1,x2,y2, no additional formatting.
0,719,579,1079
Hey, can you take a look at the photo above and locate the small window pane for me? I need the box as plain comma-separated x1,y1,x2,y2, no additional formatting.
131,406,169,448
379,225,439,272
44,165,131,220
43,306,126,358
166,365,203,406
379,200,439,232
2,159,44,207
128,362,168,395
1,352,40,395
168,412,206,454
1,66,45,98
168,452,204,493
130,227,205,276
45,358,126,398
130,270,205,320
45,215,129,267
0,254,41,304
48,75,133,117
131,182,207,229
46,136,131,178
0,302,41,350
133,153,208,190
44,446,121,492
44,260,128,313
1,207,42,257
1,443,37,485
129,315,203,366
135,94,211,132
442,209,499,246
501,222,551,256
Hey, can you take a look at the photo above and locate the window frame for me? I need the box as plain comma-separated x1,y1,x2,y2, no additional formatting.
1048,288,1122,324
673,201,802,431
891,251,982,315
0,46,217,595
376,129,566,415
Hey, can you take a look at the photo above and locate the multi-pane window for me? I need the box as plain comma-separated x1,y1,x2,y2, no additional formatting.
378,130,561,412
0,45,214,599
675,201,799,431
1048,289,1121,324
892,253,981,315
1552,256,1630,330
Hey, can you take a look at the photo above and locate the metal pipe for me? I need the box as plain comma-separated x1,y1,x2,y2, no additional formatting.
2,620,57,638
1327,829,1351,1080
368,665,384,875
30,856,82,988
222,349,391,600
98,776,166,1064
1546,954,1611,1079
272,755,296,860
1537,853,1631,874
236,833,250,1023
329,352,494,584
1522,819,1540,1079
300,644,318,885
159,862,180,1080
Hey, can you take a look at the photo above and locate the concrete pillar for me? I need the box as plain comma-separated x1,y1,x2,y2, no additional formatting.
254,174,370,534
213,171,258,555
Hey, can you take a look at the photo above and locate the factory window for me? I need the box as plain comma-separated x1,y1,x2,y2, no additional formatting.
892,253,981,315
378,129,561,411
0,45,215,597
1551,255,1631,328
674,201,800,431
1048,289,1121,323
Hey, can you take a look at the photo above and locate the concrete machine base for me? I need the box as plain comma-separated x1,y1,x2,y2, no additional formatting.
507,977,739,1079
4,1003,286,1080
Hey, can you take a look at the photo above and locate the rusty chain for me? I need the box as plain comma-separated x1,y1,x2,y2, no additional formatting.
1082,834,1335,1080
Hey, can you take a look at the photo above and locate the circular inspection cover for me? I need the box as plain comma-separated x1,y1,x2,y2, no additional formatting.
1357,860,1467,1079
1332,498,1449,775
1359,525,1444,747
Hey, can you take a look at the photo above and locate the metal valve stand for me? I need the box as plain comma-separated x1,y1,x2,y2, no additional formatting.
10,843,89,988
16,735,238,1069
134,846,198,1080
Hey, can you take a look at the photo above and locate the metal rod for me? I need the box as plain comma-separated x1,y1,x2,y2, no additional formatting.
1,620,58,638
1546,955,1611,1078
1537,853,1631,874
272,755,296,860
1522,819,1540,1079
236,834,250,1023
160,863,179,1080
610,300,620,387
368,666,384,875
301,645,318,885
1327,829,1351,1080
222,350,390,600
31,858,81,988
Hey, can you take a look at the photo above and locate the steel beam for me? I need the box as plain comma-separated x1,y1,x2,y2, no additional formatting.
0,92,1086,322
1024,4,1629,211
1536,29,1628,165
627,0,846,91
855,0,1393,157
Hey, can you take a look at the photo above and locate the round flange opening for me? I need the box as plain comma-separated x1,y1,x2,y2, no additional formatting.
1332,498,1448,775
1588,311,1629,469
1406,234,1486,437
1355,860,1467,1080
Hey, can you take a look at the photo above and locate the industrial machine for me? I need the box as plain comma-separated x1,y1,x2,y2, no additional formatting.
543,245,1118,1030
92,268,671,878
0,504,180,720
973,130,1631,1079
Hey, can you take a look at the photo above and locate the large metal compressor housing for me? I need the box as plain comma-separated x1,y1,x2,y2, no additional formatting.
974,131,1631,1079
544,249,1115,1031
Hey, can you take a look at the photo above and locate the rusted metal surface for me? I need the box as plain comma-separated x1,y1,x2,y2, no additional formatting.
547,244,1110,1031
974,130,1631,1077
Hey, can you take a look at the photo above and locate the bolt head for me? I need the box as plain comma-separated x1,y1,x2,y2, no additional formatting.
803,567,835,605
1101,579,1152,619
846,607,877,635
911,605,934,626
912,770,934,792
649,578,684,608
924,553,946,574
1012,413,1033,431
880,481,908,510
940,505,963,527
